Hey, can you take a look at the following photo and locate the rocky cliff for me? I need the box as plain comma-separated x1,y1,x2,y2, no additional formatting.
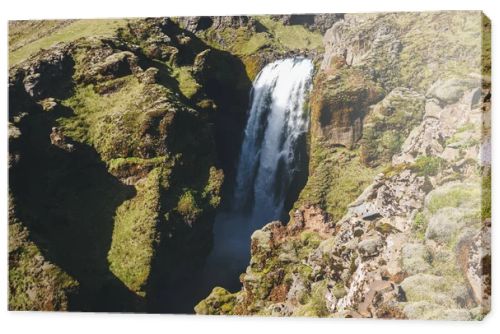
196,11,491,320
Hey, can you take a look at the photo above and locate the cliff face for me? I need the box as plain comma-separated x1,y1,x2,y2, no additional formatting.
196,12,491,320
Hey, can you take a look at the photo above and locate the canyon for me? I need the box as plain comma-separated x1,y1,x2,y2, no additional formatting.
8,12,491,319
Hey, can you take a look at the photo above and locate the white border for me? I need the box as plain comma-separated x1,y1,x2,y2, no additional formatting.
1,1,498,333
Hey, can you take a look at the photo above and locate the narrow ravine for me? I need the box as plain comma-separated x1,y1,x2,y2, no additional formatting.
199,57,314,294
156,58,314,312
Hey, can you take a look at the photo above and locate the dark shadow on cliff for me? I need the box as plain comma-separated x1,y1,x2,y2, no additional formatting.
9,102,142,312
142,22,253,314
154,20,252,182
144,100,218,314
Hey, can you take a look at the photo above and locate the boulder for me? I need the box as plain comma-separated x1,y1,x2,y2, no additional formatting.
401,243,431,275
425,208,467,243
176,16,214,32
358,236,383,258
426,78,480,105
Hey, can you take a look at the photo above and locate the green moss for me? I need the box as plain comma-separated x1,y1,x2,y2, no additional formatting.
9,20,74,53
239,33,271,55
108,156,168,171
176,190,202,224
293,280,329,317
445,123,480,148
482,169,491,221
202,167,224,208
107,168,163,296
172,66,200,99
300,231,322,249
410,156,446,177
396,12,483,92
60,74,181,163
427,183,480,214
9,221,78,310
60,77,148,158
256,17,323,51
195,287,237,315
413,211,428,241
361,89,425,166
482,14,491,77
296,145,382,222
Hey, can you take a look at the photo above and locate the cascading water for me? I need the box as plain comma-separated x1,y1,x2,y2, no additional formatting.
233,57,314,223
200,57,314,291
163,58,314,311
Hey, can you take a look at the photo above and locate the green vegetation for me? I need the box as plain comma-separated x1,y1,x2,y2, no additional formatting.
296,144,382,222
237,33,271,55
482,14,491,76
9,20,74,53
293,281,329,317
256,16,323,51
300,231,322,250
201,16,322,57
427,182,480,214
172,66,200,99
396,12,484,92
413,211,428,240
60,75,182,163
107,168,163,296
445,123,480,149
194,287,237,315
10,19,129,66
482,169,491,220
203,167,224,208
60,77,147,159
410,156,446,177
107,156,168,173
176,190,202,224
361,89,425,166
9,215,78,310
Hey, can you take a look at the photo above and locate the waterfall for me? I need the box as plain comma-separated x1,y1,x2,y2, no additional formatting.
196,57,313,294
233,57,314,224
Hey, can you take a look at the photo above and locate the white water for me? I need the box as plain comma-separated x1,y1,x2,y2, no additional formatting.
233,57,314,222
197,57,314,293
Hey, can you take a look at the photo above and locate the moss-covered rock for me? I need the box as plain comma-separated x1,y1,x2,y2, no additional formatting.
194,287,238,315
401,243,432,275
295,145,382,223
310,61,384,149
361,88,425,166
9,202,79,311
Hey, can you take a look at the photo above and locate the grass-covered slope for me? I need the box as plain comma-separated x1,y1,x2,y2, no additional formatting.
9,19,130,66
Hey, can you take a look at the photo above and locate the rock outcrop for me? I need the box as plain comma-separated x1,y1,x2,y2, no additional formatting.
269,14,344,33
